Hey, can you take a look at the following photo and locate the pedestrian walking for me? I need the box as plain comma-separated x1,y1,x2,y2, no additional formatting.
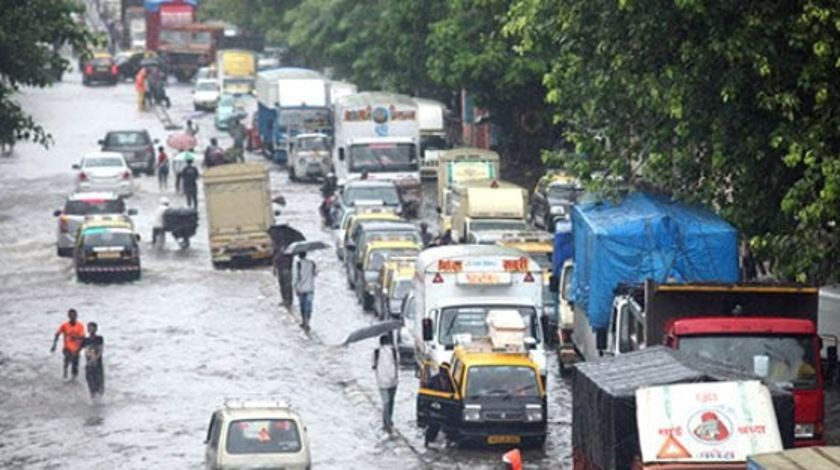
156,146,170,190
80,322,105,398
273,248,294,309
152,197,169,246
186,119,199,136
134,67,147,111
50,309,85,380
180,156,200,209
294,251,317,332
373,334,399,433
419,222,434,248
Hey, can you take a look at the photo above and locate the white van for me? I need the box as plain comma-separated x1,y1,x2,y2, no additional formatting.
408,245,548,376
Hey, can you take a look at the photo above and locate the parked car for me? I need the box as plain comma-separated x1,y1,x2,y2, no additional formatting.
529,172,583,231
73,215,141,282
82,52,118,86
204,398,311,470
73,152,134,197
193,78,220,111
98,130,157,176
53,192,136,257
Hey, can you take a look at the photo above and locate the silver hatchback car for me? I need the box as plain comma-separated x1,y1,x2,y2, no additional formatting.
53,192,136,257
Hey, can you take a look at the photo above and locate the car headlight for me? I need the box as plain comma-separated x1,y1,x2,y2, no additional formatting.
525,404,543,422
794,423,815,439
463,404,482,422
550,206,566,215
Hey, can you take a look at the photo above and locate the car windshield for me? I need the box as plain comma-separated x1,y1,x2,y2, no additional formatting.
361,230,421,248
84,157,124,168
367,249,418,271
65,199,124,215
465,365,540,399
439,306,540,349
391,279,412,301
225,419,301,455
218,95,236,107
470,220,528,232
420,135,449,153
196,81,217,92
349,143,417,172
91,58,112,66
679,335,818,390
279,109,331,132
547,184,582,201
82,229,135,247
343,186,400,206
297,137,329,151
106,132,149,147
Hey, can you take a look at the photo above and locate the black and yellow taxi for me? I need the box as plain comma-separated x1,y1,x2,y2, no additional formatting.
82,51,119,86
74,215,141,282
416,341,547,447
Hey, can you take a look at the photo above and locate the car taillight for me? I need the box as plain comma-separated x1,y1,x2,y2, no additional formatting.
110,64,118,75
78,172,87,181
123,170,131,180
59,216,69,233
84,65,93,75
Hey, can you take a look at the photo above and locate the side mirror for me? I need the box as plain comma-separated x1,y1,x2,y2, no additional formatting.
422,318,433,341
127,208,138,216
436,207,442,215
53,209,62,217
338,148,345,162
548,274,559,293
540,315,552,344
274,210,281,216
153,138,160,144
135,234,142,242
97,139,104,146
72,164,81,170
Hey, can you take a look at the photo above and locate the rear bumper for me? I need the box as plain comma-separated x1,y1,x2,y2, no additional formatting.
211,242,273,263
76,263,140,273
77,181,133,197
456,423,547,440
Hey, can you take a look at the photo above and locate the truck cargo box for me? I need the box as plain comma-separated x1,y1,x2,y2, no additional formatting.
747,446,840,469
571,192,739,330
572,347,795,470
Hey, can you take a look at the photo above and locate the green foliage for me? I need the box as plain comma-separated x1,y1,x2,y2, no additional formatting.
0,0,92,147
508,0,840,283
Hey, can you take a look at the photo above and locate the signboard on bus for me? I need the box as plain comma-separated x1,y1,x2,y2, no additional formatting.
636,381,783,464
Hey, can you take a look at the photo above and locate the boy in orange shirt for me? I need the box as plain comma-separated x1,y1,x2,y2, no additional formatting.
50,309,85,379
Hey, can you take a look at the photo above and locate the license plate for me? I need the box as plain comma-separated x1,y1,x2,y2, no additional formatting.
487,435,520,445
97,252,121,259
96,67,109,72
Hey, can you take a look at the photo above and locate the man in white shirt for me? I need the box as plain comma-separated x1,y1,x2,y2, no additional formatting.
294,251,317,332
152,197,169,246
373,334,399,433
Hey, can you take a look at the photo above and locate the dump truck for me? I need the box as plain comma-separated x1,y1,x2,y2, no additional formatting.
203,163,274,267
216,49,257,95
436,148,500,231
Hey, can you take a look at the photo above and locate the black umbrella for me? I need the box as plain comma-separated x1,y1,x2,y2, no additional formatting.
267,224,304,250
342,320,403,346
284,240,328,255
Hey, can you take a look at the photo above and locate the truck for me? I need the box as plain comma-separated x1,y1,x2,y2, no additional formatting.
328,80,358,105
436,148,500,231
747,446,840,469
123,5,146,49
203,163,274,267
414,98,450,179
333,92,422,215
407,245,549,377
562,192,828,447
449,179,528,243
255,68,331,165
144,0,197,51
573,346,795,470
216,49,257,95
157,22,224,82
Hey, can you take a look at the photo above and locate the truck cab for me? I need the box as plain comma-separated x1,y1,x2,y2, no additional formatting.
289,132,331,182
436,148,500,232
413,245,548,377
417,314,547,448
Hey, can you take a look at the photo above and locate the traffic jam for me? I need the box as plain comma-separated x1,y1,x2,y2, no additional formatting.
2,1,840,469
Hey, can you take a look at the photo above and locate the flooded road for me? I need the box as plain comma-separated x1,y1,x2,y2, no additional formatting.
0,73,572,468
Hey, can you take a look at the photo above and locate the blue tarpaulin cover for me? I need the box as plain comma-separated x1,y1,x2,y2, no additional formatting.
552,220,573,278
144,0,198,12
571,192,739,329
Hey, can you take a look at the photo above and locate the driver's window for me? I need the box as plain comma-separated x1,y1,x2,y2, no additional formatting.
403,297,415,320
206,414,221,449
560,266,573,301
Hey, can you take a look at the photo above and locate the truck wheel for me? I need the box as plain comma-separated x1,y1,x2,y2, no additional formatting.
362,293,374,312
526,436,547,448
76,271,87,283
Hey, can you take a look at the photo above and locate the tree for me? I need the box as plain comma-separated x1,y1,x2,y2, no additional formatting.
508,0,840,283
0,0,92,147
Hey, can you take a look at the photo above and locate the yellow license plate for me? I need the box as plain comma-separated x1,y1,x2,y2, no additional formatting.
487,435,521,445
97,252,121,259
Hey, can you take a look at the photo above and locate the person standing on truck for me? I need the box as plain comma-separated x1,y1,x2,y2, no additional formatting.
180,156,200,209
204,138,224,168
50,309,85,380
373,334,399,433
80,322,105,398
294,251,317,332
156,146,170,190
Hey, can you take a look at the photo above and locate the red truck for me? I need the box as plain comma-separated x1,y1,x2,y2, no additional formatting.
605,281,826,447
145,0,197,51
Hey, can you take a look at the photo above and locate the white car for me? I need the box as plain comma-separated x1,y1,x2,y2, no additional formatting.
73,152,133,197
205,398,311,470
53,192,136,257
193,78,220,111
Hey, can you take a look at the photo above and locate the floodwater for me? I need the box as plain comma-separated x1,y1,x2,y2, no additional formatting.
0,71,572,469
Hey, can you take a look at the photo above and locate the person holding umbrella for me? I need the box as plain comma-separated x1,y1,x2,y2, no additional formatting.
167,133,198,193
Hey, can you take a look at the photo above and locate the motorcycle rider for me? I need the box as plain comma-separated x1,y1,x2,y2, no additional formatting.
319,173,338,227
